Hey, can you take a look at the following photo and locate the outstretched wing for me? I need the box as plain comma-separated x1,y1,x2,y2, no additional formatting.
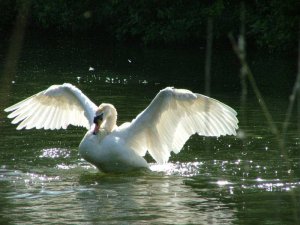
4,83,97,130
122,87,238,163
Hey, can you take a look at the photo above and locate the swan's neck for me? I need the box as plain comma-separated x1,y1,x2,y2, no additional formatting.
102,108,117,132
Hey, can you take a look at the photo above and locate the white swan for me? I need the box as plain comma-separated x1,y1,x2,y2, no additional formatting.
5,83,238,172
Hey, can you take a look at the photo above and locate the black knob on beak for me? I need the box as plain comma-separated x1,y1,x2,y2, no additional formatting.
93,113,103,124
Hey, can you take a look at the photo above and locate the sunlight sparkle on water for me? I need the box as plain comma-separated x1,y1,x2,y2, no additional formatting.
39,148,70,159
150,162,202,176
216,180,231,186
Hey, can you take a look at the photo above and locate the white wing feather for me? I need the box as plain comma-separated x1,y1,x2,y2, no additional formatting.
4,83,97,130
122,87,238,163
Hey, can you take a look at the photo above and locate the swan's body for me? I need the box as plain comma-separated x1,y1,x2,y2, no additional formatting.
79,128,149,172
5,83,238,173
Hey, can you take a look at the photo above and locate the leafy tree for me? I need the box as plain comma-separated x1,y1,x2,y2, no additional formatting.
0,0,298,51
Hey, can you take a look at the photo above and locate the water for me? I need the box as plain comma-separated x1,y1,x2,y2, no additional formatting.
0,37,299,224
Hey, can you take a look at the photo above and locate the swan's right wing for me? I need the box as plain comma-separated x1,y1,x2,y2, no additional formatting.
121,87,238,164
4,83,97,130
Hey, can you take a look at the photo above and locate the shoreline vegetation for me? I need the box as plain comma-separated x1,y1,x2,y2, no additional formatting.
0,0,298,52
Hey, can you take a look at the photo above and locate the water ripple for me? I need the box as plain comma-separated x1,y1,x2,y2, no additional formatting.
150,162,202,176
39,148,70,159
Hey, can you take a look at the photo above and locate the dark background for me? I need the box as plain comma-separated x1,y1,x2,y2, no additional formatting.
0,0,299,51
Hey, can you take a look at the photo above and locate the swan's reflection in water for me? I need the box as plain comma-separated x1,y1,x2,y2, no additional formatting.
77,163,236,224
2,156,299,224
1,161,236,224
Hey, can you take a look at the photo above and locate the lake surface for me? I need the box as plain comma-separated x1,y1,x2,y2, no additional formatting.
0,37,299,225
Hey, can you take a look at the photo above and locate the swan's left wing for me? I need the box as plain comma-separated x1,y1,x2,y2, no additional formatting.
122,87,238,163
4,83,97,130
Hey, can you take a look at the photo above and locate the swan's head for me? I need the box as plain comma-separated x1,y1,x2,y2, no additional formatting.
93,103,117,134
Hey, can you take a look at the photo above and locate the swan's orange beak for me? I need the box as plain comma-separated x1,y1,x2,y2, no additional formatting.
93,114,103,135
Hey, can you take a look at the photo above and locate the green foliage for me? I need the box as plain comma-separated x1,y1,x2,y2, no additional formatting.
1,0,299,51
31,0,96,31
0,0,17,33
247,0,299,50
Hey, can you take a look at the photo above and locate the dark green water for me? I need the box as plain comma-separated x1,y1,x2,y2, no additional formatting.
0,38,299,225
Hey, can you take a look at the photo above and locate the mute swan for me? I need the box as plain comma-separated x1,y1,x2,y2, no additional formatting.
5,83,238,172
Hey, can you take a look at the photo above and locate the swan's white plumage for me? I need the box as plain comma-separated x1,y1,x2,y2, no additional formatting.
5,84,238,172
120,87,238,163
5,83,97,130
